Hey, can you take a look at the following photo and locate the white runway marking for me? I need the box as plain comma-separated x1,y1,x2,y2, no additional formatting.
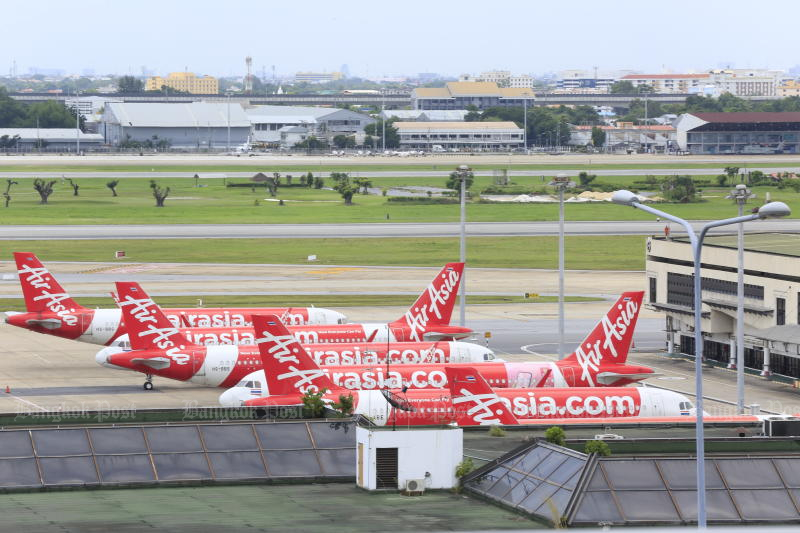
6,394,48,412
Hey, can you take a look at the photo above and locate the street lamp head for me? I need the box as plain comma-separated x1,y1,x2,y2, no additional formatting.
611,189,640,206
457,164,471,172
735,183,748,191
757,201,791,219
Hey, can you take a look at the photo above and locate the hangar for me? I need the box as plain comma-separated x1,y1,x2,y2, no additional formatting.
675,112,800,154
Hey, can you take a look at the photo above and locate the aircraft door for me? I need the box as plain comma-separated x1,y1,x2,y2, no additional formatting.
193,350,205,376
561,367,575,387
515,372,532,388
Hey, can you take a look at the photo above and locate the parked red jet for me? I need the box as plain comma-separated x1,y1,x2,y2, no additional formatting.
108,262,470,349
98,279,484,389
225,315,687,427
219,291,652,405
4,252,347,345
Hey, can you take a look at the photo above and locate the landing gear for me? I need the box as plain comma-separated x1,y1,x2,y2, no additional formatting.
143,375,154,391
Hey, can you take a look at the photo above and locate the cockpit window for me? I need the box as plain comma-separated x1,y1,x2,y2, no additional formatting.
484,353,494,360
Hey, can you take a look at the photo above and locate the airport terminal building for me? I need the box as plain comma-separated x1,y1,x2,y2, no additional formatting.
646,233,800,380
675,112,800,154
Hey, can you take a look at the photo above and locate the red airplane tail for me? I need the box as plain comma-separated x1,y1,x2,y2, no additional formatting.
561,291,644,386
445,367,519,426
252,314,342,396
389,262,464,334
14,252,84,314
115,282,197,352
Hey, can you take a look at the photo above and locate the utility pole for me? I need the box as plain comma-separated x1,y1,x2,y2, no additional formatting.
381,89,386,152
75,90,80,155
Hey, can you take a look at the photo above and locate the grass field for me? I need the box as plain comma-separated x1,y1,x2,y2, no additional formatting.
1,160,798,173
0,294,600,312
1,175,797,225
0,235,647,270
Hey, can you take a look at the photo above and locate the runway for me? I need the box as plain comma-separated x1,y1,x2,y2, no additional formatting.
3,219,799,240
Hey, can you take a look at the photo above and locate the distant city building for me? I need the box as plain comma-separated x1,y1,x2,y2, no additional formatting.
459,70,534,88
675,112,800,154
0,128,103,151
379,110,468,122
101,102,249,148
144,72,219,94
294,71,343,84
394,121,524,150
246,105,374,147
570,123,677,152
778,80,800,98
411,82,534,110
556,69,617,92
618,73,710,93
708,69,785,97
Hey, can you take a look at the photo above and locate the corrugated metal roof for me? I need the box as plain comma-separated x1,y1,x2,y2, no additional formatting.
395,121,522,132
0,128,103,142
692,112,800,123
106,102,250,127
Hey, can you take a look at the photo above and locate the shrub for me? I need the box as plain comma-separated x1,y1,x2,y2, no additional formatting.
584,440,612,456
544,426,566,446
488,425,506,437
455,457,475,478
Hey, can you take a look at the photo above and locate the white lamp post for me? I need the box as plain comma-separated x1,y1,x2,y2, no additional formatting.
456,164,471,327
725,183,756,414
611,190,790,528
548,173,574,359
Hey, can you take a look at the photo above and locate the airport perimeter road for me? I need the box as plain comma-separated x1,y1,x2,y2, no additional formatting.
4,219,800,240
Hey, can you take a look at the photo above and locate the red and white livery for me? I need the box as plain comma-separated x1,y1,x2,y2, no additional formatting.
4,252,347,345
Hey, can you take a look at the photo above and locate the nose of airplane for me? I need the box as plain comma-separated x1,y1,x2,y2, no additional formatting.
218,388,246,407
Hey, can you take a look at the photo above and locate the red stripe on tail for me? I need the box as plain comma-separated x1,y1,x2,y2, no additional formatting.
114,282,196,352
14,252,84,314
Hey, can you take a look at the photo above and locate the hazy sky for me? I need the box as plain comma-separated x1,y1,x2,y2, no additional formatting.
4,0,798,78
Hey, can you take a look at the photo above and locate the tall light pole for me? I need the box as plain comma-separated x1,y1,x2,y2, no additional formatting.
611,190,790,528
456,164,471,327
226,91,232,153
549,173,573,359
725,183,755,414
523,97,528,151
381,89,386,152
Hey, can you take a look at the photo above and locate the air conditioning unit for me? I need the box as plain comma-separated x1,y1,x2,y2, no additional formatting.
404,478,426,495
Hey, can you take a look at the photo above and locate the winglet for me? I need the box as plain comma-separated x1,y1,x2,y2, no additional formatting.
252,314,342,396
115,282,197,352
14,252,84,313
561,291,644,386
446,366,519,426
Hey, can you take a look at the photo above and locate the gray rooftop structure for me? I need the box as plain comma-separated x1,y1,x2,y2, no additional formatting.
246,105,374,146
380,109,469,121
105,102,250,128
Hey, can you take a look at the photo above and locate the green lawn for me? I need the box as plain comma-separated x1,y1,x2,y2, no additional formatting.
0,235,647,270
1,160,798,173
0,294,600,312
1,175,796,224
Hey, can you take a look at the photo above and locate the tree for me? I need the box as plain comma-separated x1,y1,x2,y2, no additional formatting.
724,166,741,184
331,393,354,416
116,75,144,93
353,177,372,194
544,426,566,446
590,126,606,147
33,178,57,204
464,105,481,122
301,388,327,418
577,172,596,187
661,175,698,203
364,119,400,149
294,136,327,151
4,179,18,208
150,180,170,207
584,440,612,456
609,80,636,93
304,172,314,188
330,172,359,205
313,176,324,189
106,180,119,197
65,178,79,196
333,134,356,149
0,134,20,149
446,170,474,192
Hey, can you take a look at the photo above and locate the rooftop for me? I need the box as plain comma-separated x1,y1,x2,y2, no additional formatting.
394,121,522,131
621,73,710,79
105,102,250,128
692,112,800,124
0,128,103,141
672,233,800,258
414,82,534,99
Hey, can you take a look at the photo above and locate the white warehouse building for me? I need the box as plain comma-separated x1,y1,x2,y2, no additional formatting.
101,102,251,149
246,105,375,147
394,121,524,150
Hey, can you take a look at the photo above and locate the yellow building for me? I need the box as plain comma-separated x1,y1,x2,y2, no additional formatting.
145,72,219,94
778,80,800,97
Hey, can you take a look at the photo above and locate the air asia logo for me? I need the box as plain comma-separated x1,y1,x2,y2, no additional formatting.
186,331,256,346
180,312,249,328
279,311,306,326
311,347,447,366
256,329,327,392
118,295,190,365
451,389,510,424
17,264,78,326
507,392,638,418
330,369,447,390
573,297,639,386
403,268,460,342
